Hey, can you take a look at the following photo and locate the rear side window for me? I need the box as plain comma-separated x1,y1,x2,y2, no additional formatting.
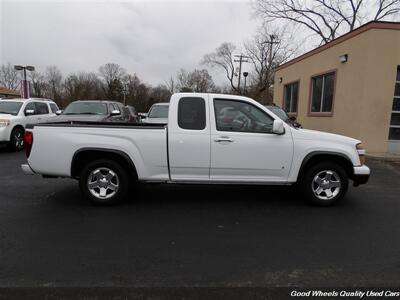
178,97,206,130
109,104,117,112
35,102,49,115
49,103,59,113
116,103,124,113
24,102,36,115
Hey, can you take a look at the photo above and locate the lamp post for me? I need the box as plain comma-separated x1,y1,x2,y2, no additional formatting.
243,72,249,94
234,54,249,94
122,83,128,106
263,35,279,71
14,65,35,99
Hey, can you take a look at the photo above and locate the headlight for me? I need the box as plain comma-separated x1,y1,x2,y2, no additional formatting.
0,119,10,127
356,143,366,165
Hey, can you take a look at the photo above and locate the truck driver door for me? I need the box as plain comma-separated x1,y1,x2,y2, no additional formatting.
210,98,293,182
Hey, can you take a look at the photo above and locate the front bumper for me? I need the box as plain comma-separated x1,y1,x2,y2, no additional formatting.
352,165,370,186
21,164,35,175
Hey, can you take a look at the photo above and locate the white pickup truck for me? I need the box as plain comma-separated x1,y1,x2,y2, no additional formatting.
21,93,370,206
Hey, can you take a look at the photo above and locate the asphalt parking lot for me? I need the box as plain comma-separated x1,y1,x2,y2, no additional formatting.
0,149,399,292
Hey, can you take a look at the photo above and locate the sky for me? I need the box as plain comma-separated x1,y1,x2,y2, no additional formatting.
0,0,259,85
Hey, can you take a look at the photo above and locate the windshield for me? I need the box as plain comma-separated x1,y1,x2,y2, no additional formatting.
148,105,169,118
63,102,108,115
0,101,23,116
266,106,289,122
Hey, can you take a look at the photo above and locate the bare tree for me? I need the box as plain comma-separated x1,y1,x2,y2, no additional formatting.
29,71,47,98
63,72,103,102
176,69,216,93
375,0,400,19
202,43,239,93
254,0,400,44
149,85,172,103
176,70,191,92
45,65,63,101
244,28,297,103
0,63,20,90
191,69,216,92
164,76,177,94
99,63,126,100
121,74,151,111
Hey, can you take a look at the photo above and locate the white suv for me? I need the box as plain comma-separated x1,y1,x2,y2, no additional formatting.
0,98,59,151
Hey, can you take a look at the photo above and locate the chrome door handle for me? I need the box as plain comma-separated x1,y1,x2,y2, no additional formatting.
214,137,234,143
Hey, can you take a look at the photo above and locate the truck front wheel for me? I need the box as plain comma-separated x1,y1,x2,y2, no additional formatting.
9,127,24,151
301,162,348,206
79,159,129,205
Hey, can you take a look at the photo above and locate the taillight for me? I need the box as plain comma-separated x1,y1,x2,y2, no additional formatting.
24,131,33,158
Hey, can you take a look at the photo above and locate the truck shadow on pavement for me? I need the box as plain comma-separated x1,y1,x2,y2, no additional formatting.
46,181,359,211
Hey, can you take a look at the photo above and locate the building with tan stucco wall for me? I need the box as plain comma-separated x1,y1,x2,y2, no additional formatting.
273,21,400,154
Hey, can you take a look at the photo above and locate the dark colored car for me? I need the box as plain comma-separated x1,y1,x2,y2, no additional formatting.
265,105,302,128
125,105,140,123
50,100,130,123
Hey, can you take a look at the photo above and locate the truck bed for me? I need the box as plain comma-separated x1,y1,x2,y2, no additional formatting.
25,121,166,130
26,121,169,180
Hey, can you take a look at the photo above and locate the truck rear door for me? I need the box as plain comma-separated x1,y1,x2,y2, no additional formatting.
168,95,210,181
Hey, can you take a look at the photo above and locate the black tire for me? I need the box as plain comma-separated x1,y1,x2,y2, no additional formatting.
79,159,129,205
9,127,25,151
301,162,348,206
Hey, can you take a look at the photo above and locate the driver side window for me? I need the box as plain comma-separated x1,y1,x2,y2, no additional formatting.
214,99,274,133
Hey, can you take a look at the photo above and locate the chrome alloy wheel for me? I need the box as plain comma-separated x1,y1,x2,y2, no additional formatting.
312,170,341,200
87,168,119,200
14,131,24,150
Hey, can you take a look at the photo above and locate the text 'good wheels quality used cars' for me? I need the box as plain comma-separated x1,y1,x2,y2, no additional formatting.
21,93,370,206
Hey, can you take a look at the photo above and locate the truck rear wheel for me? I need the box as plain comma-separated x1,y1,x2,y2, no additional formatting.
79,159,129,205
301,162,348,206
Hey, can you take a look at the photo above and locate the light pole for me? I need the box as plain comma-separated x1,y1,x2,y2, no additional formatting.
14,65,35,99
122,83,128,106
234,54,249,94
243,72,249,94
263,35,279,70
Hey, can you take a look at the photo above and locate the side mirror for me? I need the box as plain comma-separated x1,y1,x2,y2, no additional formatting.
55,110,63,115
272,119,285,135
25,109,35,116
110,110,121,116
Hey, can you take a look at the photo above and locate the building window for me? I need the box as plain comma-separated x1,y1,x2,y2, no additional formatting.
389,66,400,140
310,72,336,114
283,81,299,114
